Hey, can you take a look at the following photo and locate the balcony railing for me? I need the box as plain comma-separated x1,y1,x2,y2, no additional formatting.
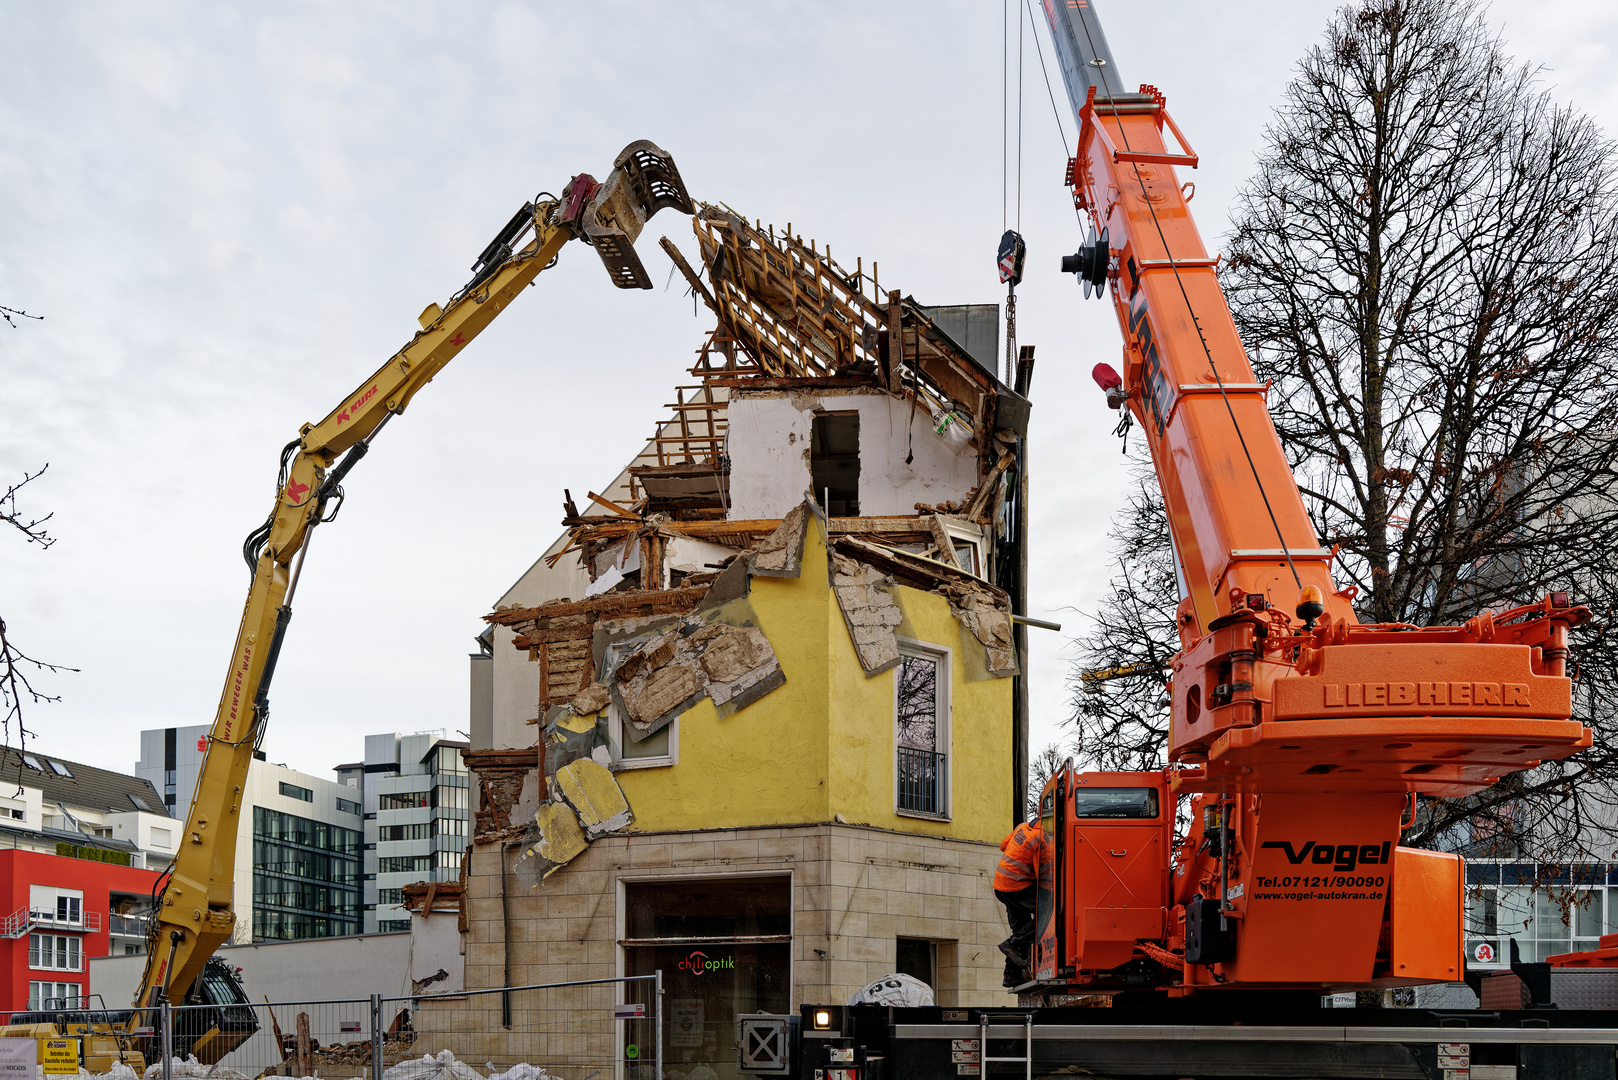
0,909,101,939
897,746,947,816
108,913,150,937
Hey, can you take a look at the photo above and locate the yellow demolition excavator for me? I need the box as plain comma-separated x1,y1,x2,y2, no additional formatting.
0,141,690,1071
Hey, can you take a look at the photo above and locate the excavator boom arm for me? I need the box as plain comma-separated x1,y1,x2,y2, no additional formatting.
132,142,691,1031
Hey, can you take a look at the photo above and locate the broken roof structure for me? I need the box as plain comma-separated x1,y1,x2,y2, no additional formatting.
472,203,1033,878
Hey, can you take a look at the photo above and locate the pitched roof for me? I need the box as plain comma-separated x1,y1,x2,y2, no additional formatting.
0,746,169,819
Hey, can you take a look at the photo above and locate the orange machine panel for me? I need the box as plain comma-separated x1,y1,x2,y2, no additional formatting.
1082,907,1166,971
1063,772,1172,973
1386,847,1464,984
1274,643,1572,721
1228,792,1404,985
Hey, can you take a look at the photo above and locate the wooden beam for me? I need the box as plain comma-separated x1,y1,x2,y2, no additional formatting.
586,490,640,519
486,584,712,625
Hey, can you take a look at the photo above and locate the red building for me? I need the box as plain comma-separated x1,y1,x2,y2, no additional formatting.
0,847,163,1013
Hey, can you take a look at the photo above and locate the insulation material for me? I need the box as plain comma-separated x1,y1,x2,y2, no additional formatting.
570,682,611,715
941,581,1018,677
749,502,809,578
605,612,785,742
515,800,589,880
831,552,905,675
554,758,634,838
540,706,610,792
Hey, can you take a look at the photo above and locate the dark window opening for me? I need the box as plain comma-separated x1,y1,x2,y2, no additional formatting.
895,937,936,989
811,412,860,516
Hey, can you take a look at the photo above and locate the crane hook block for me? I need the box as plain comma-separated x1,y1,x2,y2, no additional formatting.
998,230,1027,286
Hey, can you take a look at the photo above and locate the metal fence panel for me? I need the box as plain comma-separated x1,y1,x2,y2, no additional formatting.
151,976,660,1080
398,975,660,1080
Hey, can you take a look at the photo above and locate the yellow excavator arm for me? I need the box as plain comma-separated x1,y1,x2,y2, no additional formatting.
133,141,691,1036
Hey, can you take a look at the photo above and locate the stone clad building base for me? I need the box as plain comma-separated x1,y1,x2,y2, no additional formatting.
455,821,1009,1007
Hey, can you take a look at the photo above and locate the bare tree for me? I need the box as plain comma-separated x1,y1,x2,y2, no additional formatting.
0,306,42,330
1070,0,1618,862
1068,459,1179,773
1,466,74,752
1027,740,1076,821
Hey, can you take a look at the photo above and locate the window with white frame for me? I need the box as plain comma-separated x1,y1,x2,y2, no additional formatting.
29,887,82,926
28,934,81,971
610,709,678,769
28,981,80,1010
894,641,950,818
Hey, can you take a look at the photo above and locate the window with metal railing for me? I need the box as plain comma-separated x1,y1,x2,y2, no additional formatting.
894,644,950,818
28,933,81,971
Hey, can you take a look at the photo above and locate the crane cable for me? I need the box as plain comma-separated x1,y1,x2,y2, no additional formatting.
1070,14,1304,594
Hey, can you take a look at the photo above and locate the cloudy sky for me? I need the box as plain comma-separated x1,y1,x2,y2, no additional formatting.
3,1,1615,783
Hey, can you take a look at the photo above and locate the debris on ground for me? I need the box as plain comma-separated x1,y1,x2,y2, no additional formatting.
141,1058,248,1080
382,1050,553,1080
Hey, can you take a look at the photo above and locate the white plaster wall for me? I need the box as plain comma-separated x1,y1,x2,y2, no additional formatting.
409,911,465,994
664,535,741,579
727,390,980,520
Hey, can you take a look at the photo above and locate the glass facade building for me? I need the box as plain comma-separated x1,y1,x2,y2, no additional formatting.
251,806,361,940
361,734,470,934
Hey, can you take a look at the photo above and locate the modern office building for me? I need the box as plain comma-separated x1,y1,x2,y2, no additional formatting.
136,727,362,942
350,733,469,934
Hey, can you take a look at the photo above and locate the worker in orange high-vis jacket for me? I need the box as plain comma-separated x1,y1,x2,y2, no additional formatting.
994,820,1043,987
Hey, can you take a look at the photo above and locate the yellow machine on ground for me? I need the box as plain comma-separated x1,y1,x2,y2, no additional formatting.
5,141,688,1072
0,1003,145,1073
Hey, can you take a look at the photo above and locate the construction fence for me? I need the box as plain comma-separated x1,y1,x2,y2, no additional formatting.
156,975,661,1080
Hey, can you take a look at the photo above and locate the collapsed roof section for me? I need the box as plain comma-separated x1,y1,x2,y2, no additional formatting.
553,204,1031,600
640,204,1028,470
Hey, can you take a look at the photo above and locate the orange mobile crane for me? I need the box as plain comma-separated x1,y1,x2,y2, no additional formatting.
1027,0,1590,998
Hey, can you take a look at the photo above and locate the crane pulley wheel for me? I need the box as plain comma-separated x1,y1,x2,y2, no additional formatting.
1061,225,1110,298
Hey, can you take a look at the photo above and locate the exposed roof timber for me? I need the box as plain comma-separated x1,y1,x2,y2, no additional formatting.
631,205,1028,473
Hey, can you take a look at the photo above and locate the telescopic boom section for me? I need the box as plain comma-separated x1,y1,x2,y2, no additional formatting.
1038,0,1589,797
132,141,691,1032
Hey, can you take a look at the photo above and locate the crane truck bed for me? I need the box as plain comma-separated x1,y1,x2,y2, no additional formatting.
755,1000,1617,1079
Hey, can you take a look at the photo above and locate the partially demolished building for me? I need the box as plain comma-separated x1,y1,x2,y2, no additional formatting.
430,207,1034,1068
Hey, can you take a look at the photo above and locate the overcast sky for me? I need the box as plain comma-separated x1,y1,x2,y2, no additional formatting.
3,1,1615,785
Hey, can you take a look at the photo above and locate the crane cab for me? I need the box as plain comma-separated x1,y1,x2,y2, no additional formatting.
1032,765,1173,990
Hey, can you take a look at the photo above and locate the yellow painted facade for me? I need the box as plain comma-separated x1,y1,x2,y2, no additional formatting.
615,514,1012,844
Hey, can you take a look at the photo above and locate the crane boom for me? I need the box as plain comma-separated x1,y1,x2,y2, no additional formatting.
1029,1,1593,995
132,141,691,1055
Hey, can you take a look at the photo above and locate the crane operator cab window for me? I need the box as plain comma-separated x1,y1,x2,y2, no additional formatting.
1071,787,1159,819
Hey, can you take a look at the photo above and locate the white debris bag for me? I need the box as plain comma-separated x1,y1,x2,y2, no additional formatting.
846,973,935,1007
382,1050,484,1080
484,1064,554,1080
142,1059,248,1080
